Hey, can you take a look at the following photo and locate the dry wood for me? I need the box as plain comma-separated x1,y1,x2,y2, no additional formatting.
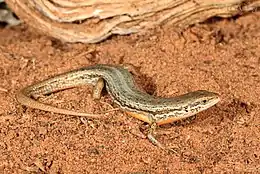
5,0,260,43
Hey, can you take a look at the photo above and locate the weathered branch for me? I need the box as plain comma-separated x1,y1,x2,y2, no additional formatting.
5,0,260,43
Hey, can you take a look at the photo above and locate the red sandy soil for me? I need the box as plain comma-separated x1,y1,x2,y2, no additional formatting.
0,12,259,173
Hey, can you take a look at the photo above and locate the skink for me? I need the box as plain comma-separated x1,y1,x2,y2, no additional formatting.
16,64,220,149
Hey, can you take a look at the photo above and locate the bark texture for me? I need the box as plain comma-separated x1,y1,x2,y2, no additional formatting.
5,0,260,43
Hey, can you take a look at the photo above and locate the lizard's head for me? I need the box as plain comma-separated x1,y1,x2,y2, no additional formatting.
156,90,220,125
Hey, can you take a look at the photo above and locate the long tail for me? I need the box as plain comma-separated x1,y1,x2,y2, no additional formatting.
16,89,106,119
